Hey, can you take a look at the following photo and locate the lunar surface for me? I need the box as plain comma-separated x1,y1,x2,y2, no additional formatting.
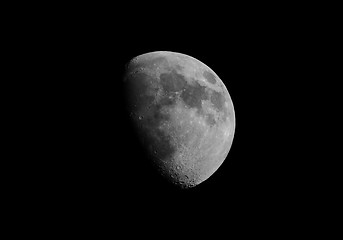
124,51,235,188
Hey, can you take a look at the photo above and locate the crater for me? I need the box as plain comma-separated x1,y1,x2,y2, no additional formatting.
203,70,217,84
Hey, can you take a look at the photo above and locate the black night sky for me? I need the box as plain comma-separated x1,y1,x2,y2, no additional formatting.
52,25,298,211
27,10,317,230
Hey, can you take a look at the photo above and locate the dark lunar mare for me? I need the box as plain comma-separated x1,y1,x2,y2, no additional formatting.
210,91,225,111
210,90,228,121
159,68,229,125
180,80,208,115
203,70,217,84
160,70,187,93
160,69,225,126
205,113,216,126
159,69,209,116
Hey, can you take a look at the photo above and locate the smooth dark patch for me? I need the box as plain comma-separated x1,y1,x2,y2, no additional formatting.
180,81,208,113
210,90,230,121
160,70,187,93
205,114,216,126
203,70,217,84
210,91,225,112
143,103,170,128
159,96,176,107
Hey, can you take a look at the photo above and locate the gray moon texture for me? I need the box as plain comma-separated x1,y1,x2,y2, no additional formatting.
124,51,235,188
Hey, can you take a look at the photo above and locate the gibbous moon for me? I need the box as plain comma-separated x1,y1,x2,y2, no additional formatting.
124,51,235,188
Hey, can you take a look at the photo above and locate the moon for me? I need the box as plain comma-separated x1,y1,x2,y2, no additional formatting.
124,51,235,188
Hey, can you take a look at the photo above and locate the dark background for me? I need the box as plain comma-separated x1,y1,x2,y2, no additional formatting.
14,7,323,232
45,23,301,215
